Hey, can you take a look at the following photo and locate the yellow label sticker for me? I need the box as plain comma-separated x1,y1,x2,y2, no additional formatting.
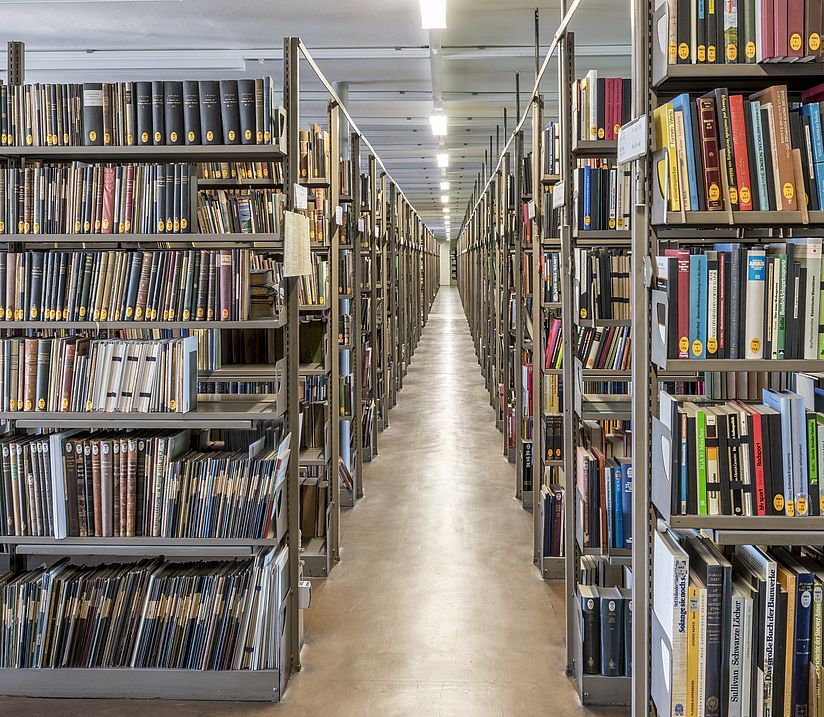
697,45,706,62
61,397,68,409
154,131,162,142
609,218,616,229
707,337,718,354
170,131,178,143
774,494,785,512
584,214,591,227
187,131,195,142
787,499,795,517
581,308,588,319
244,129,252,141
63,133,69,144
169,399,176,410
89,130,97,142
783,182,795,200
141,131,149,143
745,41,756,59
691,339,703,357
257,131,263,143
222,309,229,319
264,130,271,142
729,187,738,206
797,496,809,515
708,183,720,202
104,132,111,144
791,33,803,52
228,130,236,141
598,128,605,139
183,309,190,320
206,130,214,142
669,41,677,61
197,307,204,318
727,43,737,61
181,218,188,230
708,46,717,63
750,337,760,354
30,307,37,319
38,398,44,409
811,33,822,51
136,307,143,319
79,306,86,318
740,186,751,205
158,220,165,232
102,219,109,230
678,43,689,60
24,399,32,411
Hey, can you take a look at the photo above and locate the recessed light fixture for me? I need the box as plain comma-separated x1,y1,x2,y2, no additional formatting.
437,153,449,168
419,0,446,29
440,181,450,191
430,112,448,136
441,194,449,203
443,207,450,214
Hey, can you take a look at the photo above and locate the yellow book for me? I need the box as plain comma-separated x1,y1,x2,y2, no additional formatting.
653,102,682,213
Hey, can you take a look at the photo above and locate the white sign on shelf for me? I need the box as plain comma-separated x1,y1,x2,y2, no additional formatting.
552,181,565,210
283,210,311,277
294,183,308,210
617,115,648,165
357,217,365,232
527,200,536,220
335,206,344,226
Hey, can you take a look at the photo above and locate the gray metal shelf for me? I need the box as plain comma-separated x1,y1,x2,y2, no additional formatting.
572,138,618,157
0,317,285,330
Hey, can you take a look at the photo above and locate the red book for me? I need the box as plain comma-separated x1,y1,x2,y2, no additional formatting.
664,248,690,359
605,79,614,141
728,95,754,211
759,0,776,60
801,81,824,104
788,0,805,58
743,405,768,516
775,0,789,58
102,167,115,234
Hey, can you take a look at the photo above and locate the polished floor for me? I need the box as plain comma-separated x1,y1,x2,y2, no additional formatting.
2,286,618,716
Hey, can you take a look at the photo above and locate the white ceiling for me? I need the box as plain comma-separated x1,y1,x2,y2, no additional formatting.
0,0,632,240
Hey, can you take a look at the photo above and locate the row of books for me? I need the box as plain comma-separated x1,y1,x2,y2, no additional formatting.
0,336,198,414
573,73,632,143
576,248,632,321
0,428,290,539
544,373,564,415
542,483,565,557
544,317,563,369
542,122,560,177
657,240,823,360
1,162,193,235
654,85,824,214
661,0,824,65
541,251,562,304
297,256,329,306
0,78,280,147
300,482,328,539
197,162,282,183
545,414,564,461
577,326,633,371
300,375,327,404
198,381,276,395
0,548,287,669
298,125,331,181
579,584,632,677
0,249,266,323
574,162,633,232
659,384,824,517
196,188,285,235
192,328,280,373
653,531,824,717
577,446,633,551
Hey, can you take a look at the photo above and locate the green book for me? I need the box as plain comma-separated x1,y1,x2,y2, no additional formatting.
696,408,708,516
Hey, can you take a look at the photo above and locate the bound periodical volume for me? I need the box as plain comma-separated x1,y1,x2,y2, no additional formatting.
198,161,283,183
0,249,267,323
0,547,288,670
575,248,632,321
197,188,285,234
659,387,824,518
653,85,824,215
298,255,329,306
0,163,193,235
579,584,632,677
574,161,632,232
653,530,824,717
0,336,197,414
573,72,632,143
0,428,290,539
0,78,282,147
656,239,823,360
577,446,632,551
659,0,824,65
545,413,564,460
542,483,565,557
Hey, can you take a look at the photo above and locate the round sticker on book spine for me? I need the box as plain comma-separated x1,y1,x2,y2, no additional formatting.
206,130,214,142
24,399,31,411
598,128,605,139
141,132,149,143
154,131,162,143
228,130,236,141
181,218,188,230
691,339,703,357
791,33,803,51
669,42,677,60
749,337,760,354
708,184,720,202
104,132,111,145
783,183,794,200
740,186,751,205
787,499,795,517
745,41,756,59
697,45,706,62
728,187,738,206
797,496,808,515
811,33,822,51
245,129,252,141
61,398,68,409
170,399,176,410
678,43,689,60
38,398,44,409
580,308,588,319
170,131,178,143
726,44,737,61
707,337,718,354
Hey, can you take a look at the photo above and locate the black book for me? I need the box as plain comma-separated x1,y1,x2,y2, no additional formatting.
676,0,691,63
707,0,719,63
237,79,257,145
182,80,201,145
198,80,221,145
620,587,631,677
596,78,606,140
800,113,820,211
151,80,165,146
219,80,240,145
135,81,153,147
29,252,44,320
254,78,265,144
163,81,184,146
599,586,623,676
165,163,175,234
715,407,733,515
696,0,707,62
760,107,777,211
180,168,190,233
82,83,104,146
579,585,601,674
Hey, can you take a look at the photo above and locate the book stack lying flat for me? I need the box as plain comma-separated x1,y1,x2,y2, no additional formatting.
653,530,824,717
657,239,824,360
653,86,824,215
0,335,197,413
0,77,281,147
0,249,257,323
573,72,632,143
0,547,288,670
659,0,824,65
0,163,194,235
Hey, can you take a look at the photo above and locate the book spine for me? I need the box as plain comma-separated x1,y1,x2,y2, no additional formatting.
697,97,725,210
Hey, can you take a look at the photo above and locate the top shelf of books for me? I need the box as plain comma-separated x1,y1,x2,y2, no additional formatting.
0,144,286,162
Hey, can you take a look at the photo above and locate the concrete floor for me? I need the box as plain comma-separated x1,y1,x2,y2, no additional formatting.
1,286,623,717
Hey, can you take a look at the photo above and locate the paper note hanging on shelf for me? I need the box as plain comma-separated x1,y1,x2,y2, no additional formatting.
357,217,365,232
552,181,565,210
284,210,311,277
336,206,343,226
527,200,536,219
294,183,308,210
617,115,648,165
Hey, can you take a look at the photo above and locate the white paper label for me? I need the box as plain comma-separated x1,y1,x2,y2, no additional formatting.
284,210,311,277
527,200,536,220
358,217,365,232
335,206,343,226
552,181,565,210
617,115,648,165
294,183,308,210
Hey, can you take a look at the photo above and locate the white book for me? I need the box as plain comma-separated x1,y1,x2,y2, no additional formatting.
138,342,159,413
653,529,690,717
744,249,767,359
790,238,823,359
695,576,708,717
585,70,598,141
95,341,114,411
770,256,781,360
105,342,126,413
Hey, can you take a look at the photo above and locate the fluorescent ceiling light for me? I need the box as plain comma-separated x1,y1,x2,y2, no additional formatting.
441,195,449,203
443,208,450,214
440,181,450,191
419,0,446,29
430,112,448,136
437,153,449,168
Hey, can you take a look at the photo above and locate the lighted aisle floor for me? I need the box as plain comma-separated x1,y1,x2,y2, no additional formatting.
1,286,619,717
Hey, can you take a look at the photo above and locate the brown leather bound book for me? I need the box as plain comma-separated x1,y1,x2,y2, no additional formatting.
750,85,798,211
218,249,233,320
100,438,114,537
62,437,80,536
90,439,103,537
22,338,38,412
696,96,725,211
75,439,88,537
126,437,137,537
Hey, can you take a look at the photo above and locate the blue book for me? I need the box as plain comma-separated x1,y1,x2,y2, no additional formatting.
613,464,623,549
749,100,769,211
763,388,796,515
618,458,632,548
801,104,824,206
670,93,700,211
605,460,614,548
582,166,592,231
689,253,708,359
